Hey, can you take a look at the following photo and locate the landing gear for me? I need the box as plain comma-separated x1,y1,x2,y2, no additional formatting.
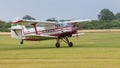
20,40,24,44
55,36,73,48
55,38,60,48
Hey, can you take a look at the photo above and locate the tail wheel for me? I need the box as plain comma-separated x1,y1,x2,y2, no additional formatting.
68,42,73,47
20,41,23,44
56,43,60,48
20,40,23,44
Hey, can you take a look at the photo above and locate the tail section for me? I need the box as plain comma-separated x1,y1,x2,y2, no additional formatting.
11,25,23,39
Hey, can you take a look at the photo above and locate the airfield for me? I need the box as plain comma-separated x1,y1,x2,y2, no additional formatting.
0,30,120,68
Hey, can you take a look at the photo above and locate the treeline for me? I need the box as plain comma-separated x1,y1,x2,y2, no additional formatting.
0,21,11,32
78,20,120,29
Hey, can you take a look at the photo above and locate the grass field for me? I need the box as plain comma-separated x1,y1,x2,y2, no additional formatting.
0,32,120,68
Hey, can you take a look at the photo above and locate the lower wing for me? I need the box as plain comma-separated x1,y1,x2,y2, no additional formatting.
24,35,56,41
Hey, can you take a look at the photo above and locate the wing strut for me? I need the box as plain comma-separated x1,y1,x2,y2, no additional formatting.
31,23,38,34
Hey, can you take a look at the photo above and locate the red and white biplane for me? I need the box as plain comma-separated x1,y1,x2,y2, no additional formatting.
11,18,91,48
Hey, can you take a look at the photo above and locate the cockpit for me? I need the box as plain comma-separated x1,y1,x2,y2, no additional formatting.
55,22,74,28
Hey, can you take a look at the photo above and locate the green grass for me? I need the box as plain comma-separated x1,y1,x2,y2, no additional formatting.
0,32,120,68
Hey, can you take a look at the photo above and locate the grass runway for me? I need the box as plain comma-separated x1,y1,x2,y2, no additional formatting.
0,32,120,68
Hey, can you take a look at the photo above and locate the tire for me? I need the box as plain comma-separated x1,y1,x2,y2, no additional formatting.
20,41,23,44
20,40,23,44
56,43,60,48
68,42,73,47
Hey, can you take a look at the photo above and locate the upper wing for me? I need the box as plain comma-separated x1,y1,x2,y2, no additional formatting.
24,20,57,29
23,20,56,24
12,19,57,29
64,19,91,23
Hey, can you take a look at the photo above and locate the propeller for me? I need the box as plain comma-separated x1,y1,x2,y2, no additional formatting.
75,23,83,39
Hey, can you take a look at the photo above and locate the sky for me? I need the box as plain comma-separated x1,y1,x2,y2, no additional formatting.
0,0,120,21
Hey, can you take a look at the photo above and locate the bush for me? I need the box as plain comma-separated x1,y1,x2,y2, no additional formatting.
0,21,11,32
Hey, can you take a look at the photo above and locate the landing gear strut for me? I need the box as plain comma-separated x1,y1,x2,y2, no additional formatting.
55,36,73,48
20,40,24,44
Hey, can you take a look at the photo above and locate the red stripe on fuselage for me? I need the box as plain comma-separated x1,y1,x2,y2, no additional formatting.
23,27,72,35
22,27,75,38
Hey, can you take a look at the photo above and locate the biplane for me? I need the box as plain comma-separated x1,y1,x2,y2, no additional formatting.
11,18,91,48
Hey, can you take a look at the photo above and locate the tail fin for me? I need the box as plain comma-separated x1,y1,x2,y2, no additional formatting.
10,25,28,39
11,17,28,39
11,25,23,39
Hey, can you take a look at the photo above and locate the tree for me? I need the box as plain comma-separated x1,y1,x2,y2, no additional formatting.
23,15,36,20
46,18,57,22
115,12,120,20
98,9,115,20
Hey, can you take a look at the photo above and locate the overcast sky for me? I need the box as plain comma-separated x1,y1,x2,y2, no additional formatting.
0,0,120,21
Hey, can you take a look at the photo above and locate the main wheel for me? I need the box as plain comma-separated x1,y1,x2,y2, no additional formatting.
68,42,73,47
56,43,60,48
